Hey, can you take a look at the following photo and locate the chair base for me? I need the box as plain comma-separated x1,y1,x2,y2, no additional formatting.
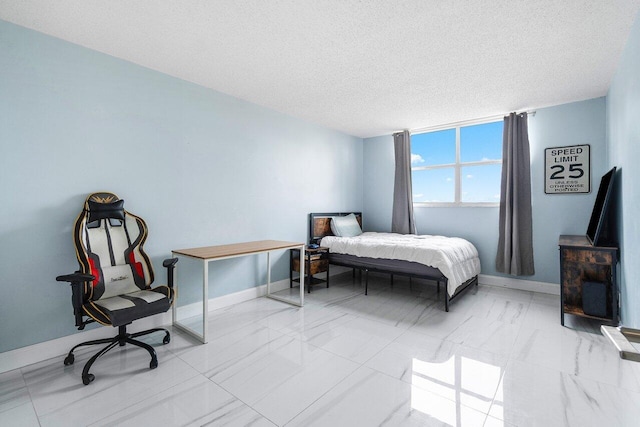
64,324,170,385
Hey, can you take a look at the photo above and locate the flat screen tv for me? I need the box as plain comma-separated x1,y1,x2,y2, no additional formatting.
586,166,616,246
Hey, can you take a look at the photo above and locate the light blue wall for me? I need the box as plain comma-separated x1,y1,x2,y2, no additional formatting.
362,135,394,232
363,97,608,286
0,20,363,353
607,13,640,328
528,99,608,284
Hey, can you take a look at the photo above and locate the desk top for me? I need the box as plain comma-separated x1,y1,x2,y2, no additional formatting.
173,240,304,260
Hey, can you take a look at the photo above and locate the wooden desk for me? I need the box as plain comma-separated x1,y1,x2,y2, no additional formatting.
172,240,305,343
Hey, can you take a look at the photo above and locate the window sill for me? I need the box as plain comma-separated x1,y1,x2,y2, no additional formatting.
413,202,499,208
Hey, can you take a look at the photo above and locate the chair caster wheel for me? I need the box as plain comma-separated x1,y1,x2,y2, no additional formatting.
64,354,75,366
163,334,170,344
82,374,95,385
150,359,158,369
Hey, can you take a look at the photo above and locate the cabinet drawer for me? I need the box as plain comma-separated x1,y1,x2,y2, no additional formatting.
292,258,328,274
561,248,613,265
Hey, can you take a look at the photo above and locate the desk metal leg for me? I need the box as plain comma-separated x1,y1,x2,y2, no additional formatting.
265,245,305,307
171,253,208,344
202,259,208,343
171,260,177,326
300,247,304,305
266,251,271,296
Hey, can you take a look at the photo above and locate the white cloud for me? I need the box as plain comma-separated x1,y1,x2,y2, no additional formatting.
411,154,425,165
446,177,452,182
413,193,424,199
466,174,474,179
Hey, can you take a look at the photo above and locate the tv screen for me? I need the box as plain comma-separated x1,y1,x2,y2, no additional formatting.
586,166,616,246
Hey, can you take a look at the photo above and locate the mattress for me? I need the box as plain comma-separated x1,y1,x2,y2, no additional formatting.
321,232,481,296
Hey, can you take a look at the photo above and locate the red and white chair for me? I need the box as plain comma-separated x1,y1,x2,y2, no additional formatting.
56,191,177,385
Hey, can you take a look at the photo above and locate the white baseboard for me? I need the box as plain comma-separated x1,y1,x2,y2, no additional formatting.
478,274,560,295
0,278,293,374
0,312,172,375
176,278,292,319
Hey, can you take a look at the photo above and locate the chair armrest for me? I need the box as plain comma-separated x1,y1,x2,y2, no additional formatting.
56,272,95,329
163,257,179,289
56,273,95,283
163,258,179,268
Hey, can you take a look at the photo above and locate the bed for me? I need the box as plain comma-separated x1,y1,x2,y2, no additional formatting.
309,212,481,311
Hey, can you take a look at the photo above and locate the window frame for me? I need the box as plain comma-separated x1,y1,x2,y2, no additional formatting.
411,118,503,208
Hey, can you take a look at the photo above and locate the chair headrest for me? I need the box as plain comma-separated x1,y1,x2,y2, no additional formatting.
84,192,125,223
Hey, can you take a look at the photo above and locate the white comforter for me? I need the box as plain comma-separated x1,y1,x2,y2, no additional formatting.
321,232,481,296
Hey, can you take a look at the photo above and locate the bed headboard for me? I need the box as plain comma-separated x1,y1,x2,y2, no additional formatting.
309,212,362,244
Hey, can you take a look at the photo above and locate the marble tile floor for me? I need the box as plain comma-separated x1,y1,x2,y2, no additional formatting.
3,273,640,426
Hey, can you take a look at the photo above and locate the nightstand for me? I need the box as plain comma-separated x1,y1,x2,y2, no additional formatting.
290,247,330,293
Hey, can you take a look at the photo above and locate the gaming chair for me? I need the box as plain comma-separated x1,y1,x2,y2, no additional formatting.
56,191,177,385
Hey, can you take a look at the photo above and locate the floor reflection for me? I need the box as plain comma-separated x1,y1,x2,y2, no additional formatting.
411,355,503,425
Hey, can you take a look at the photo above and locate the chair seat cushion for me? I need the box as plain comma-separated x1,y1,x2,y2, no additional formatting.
84,287,173,327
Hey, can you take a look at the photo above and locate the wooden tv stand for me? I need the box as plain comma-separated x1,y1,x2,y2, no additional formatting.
558,235,619,326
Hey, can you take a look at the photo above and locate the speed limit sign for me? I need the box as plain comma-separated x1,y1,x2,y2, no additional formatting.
544,144,590,194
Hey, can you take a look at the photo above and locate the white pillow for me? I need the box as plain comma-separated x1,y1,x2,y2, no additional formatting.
331,214,362,237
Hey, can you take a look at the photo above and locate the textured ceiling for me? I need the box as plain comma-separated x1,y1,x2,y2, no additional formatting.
1,1,639,138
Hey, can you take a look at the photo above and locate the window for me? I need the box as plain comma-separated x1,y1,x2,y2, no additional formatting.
411,120,503,206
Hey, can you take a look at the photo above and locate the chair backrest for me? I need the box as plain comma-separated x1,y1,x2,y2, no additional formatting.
73,192,155,302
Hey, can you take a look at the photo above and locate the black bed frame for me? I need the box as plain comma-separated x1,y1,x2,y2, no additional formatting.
309,212,478,312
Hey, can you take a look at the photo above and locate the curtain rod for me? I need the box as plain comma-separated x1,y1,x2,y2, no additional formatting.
401,110,536,135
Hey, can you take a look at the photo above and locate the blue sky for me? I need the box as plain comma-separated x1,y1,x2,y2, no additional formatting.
411,121,502,203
